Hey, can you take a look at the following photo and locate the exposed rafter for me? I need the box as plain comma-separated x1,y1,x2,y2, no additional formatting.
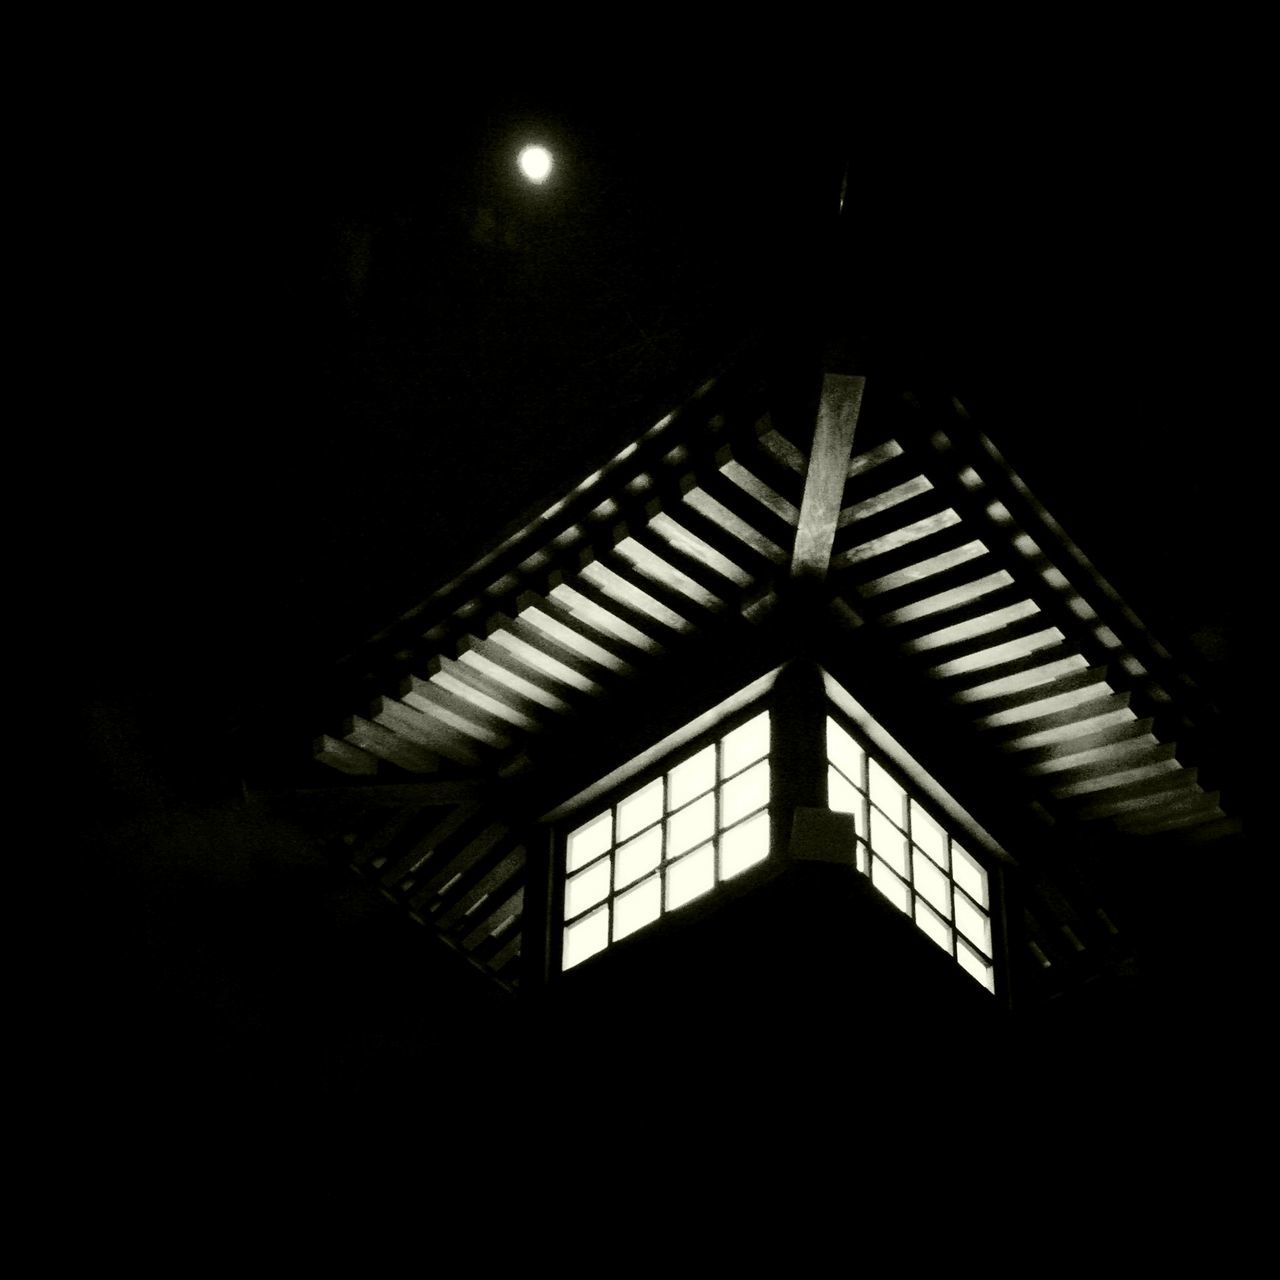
269,363,1238,994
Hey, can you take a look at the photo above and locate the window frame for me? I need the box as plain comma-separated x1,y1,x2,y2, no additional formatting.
549,691,783,977
823,695,1009,1001
538,663,1012,1005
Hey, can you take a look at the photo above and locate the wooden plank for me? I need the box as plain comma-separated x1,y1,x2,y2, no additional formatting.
885,578,1024,640
455,633,584,711
712,448,804,524
1049,747,1177,798
361,376,732,663
379,801,485,886
1178,815,1244,844
1114,793,1224,835
1066,768,1200,820
488,613,614,691
485,935,524,983
607,538,726,621
983,693,1132,744
966,666,1113,722
515,592,646,667
1023,731,1167,778
626,521,738,604
903,420,1208,718
831,507,963,570
869,561,1014,628
1045,742,1179,793
701,464,798,546
832,484,954,558
791,373,864,581
552,571,675,650
838,474,935,528
436,846,527,932
313,734,379,776
847,438,905,479
937,641,1083,692
464,886,526,954
1008,716,1157,765
350,804,445,871
678,486,788,568
581,554,701,633
369,695,486,764
645,510,754,590
954,425,1211,714
425,653,547,730
342,715,440,774
842,528,984,596
409,821,515,908
756,417,808,475
398,678,516,746
904,607,1052,667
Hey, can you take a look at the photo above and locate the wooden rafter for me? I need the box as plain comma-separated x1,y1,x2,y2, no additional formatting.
790,374,865,582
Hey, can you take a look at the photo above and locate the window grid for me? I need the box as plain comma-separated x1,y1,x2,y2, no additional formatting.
826,714,997,994
561,711,771,970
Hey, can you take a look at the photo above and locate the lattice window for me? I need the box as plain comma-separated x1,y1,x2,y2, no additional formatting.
561,710,772,970
826,714,996,993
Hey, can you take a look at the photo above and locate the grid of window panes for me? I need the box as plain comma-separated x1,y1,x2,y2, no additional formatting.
826,715,996,993
561,710,772,970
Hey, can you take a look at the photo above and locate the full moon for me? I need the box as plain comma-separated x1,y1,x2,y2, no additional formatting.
518,145,553,183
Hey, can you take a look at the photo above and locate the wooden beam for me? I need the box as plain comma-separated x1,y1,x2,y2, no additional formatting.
379,801,484,885
398,678,516,747
369,695,485,765
408,821,515,908
790,374,865,582
342,715,440,774
1008,716,1157,765
313,734,379,776
425,653,547,730
436,846,526,932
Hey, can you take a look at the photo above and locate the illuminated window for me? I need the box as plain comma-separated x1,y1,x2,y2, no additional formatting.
561,710,771,969
826,714,996,993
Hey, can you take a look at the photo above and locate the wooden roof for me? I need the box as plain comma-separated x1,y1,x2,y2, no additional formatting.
275,355,1240,996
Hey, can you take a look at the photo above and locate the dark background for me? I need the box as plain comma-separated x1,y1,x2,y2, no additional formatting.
62,71,1253,1206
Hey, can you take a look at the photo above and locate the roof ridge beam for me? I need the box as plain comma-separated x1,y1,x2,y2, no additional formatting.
790,374,865,582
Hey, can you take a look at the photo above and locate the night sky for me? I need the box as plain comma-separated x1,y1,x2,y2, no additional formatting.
65,80,1251,1207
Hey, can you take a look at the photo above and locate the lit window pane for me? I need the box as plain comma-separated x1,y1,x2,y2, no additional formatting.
915,895,953,952
871,857,911,914
826,716,864,787
668,745,715,810
565,858,611,919
869,758,906,825
563,904,609,969
617,778,664,842
721,810,770,880
910,799,947,869
954,890,992,956
870,807,908,876
567,810,611,872
957,936,996,992
828,766,867,837
720,759,770,828
721,710,769,779
667,792,715,859
667,843,715,910
951,843,989,908
912,847,951,918
615,826,662,891
613,874,661,941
